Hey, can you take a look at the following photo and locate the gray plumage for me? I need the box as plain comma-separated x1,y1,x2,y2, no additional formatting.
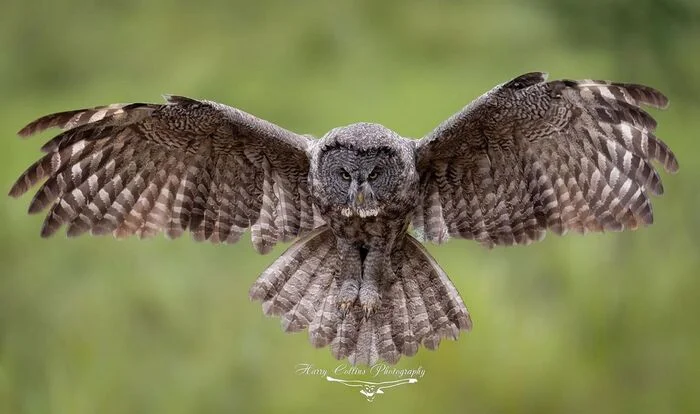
9,72,679,365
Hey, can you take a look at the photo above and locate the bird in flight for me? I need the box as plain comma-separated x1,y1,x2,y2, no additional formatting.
9,72,679,365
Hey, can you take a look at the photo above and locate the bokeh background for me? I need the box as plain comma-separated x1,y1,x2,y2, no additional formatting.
1,0,699,413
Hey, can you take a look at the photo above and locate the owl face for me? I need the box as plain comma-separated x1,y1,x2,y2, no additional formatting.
317,145,404,218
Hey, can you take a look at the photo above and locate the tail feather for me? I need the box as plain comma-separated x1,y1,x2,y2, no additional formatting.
348,317,379,366
410,242,466,348
249,228,472,365
330,307,362,360
249,227,329,305
281,245,336,332
266,241,332,317
389,274,419,357
308,277,340,348
416,238,473,332
400,255,436,346
376,302,401,364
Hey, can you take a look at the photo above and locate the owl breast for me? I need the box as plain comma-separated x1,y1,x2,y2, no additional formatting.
322,203,415,247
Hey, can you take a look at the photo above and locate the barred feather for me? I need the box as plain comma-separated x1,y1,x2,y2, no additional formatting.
415,72,678,247
250,228,471,365
10,95,319,252
9,74,678,368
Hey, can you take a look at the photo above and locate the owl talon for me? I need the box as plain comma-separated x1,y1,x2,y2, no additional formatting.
359,282,380,320
337,278,359,317
338,300,353,318
361,303,377,320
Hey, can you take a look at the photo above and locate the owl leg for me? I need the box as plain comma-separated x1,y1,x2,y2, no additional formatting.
360,239,392,319
359,246,383,319
336,239,361,316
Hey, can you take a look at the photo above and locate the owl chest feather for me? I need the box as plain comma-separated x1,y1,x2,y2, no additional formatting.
324,209,412,249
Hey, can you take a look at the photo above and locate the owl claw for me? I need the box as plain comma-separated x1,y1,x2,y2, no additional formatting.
337,278,359,317
359,282,380,320
338,300,354,317
361,303,377,320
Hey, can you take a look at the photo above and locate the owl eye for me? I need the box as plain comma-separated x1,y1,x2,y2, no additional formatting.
340,170,351,181
367,169,380,181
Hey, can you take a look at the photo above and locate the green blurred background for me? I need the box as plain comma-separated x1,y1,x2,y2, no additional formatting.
1,0,699,413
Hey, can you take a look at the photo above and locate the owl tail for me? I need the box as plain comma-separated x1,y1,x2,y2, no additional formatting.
249,226,472,365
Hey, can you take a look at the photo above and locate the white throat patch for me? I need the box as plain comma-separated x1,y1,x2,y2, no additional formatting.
341,207,379,218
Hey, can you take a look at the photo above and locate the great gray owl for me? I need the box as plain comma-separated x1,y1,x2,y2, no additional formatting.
9,72,679,365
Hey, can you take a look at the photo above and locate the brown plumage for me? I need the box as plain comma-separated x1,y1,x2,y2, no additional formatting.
414,75,678,247
9,73,679,365
10,95,320,252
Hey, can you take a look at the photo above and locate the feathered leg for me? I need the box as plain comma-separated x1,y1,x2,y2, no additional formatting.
250,229,472,366
335,238,361,316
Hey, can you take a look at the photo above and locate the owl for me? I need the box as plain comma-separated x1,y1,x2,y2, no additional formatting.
9,72,679,365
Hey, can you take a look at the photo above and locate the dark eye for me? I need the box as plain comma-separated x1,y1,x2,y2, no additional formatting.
340,170,351,181
367,169,380,181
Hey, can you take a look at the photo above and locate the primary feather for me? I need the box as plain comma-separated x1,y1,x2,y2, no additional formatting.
415,72,678,248
10,95,320,253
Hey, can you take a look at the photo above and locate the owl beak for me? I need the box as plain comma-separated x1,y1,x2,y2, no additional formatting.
344,186,378,218
345,183,377,217
355,191,365,205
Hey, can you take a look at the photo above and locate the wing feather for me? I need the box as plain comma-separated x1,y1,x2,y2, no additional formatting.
415,72,678,247
10,96,319,252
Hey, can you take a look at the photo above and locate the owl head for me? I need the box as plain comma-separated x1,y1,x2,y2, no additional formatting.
310,123,418,218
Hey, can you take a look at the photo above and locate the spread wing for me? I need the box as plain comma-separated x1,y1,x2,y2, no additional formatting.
10,95,323,253
414,72,679,248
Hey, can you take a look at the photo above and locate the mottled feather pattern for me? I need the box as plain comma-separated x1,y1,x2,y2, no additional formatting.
249,228,471,365
10,96,318,252
415,72,678,247
9,73,679,367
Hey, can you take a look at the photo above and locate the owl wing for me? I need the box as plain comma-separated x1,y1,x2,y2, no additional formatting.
10,95,323,253
414,72,679,247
